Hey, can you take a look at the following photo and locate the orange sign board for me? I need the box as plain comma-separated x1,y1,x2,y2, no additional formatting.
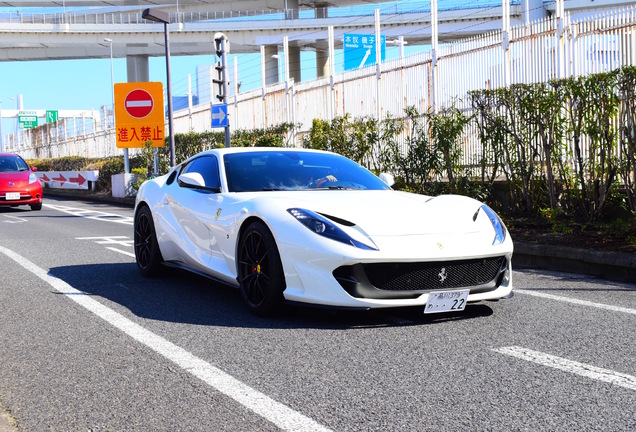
114,82,165,148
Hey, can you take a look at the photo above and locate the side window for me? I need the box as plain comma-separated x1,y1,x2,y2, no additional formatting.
181,156,221,190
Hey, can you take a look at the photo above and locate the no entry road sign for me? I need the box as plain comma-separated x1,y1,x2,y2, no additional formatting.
114,82,165,148
125,89,154,118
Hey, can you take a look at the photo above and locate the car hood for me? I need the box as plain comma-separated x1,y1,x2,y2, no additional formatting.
0,171,30,187
252,190,484,237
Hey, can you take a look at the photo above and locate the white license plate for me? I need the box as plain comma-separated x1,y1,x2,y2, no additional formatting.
5,192,20,200
424,289,469,314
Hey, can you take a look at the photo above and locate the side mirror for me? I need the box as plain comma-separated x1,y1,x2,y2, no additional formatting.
31,166,38,172
379,173,395,187
178,172,206,189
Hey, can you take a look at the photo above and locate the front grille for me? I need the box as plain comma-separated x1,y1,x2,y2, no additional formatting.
334,256,508,300
364,257,505,291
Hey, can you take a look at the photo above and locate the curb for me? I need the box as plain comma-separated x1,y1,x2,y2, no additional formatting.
44,189,135,208
513,242,636,284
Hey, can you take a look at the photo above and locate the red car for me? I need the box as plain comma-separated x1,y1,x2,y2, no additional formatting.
0,153,43,211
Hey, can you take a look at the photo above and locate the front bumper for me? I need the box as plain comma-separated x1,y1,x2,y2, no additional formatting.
0,188,43,206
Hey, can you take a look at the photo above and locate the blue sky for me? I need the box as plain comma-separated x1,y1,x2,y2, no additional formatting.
0,1,509,135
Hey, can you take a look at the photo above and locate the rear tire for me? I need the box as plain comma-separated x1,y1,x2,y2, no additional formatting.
237,221,285,315
134,205,164,276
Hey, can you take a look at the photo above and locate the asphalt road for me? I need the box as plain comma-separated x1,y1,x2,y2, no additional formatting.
0,197,635,431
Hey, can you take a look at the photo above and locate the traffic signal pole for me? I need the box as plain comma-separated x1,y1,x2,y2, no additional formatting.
213,33,231,148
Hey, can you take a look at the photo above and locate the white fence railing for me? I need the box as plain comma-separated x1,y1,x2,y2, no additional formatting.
9,6,636,161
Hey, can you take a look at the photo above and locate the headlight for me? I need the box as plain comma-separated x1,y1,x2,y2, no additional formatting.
288,208,378,250
481,205,506,245
28,172,38,184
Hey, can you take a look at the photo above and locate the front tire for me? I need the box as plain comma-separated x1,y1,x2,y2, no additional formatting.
30,203,42,211
237,221,285,315
134,205,164,276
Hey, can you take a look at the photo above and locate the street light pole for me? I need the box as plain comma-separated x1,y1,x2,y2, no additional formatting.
104,37,129,173
104,38,115,110
142,8,176,168
9,97,16,145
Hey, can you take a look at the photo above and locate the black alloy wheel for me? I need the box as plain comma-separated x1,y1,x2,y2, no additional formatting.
237,221,285,315
134,205,163,276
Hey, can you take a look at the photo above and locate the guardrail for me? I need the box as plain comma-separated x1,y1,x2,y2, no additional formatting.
0,1,491,25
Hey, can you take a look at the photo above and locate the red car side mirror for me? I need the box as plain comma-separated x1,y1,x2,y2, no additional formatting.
31,166,38,172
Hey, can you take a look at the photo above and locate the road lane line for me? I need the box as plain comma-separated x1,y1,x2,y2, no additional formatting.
0,245,332,432
515,289,636,315
105,247,135,258
1,215,28,224
493,346,636,391
43,203,133,225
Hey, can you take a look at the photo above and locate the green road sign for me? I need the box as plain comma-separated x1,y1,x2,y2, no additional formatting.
18,111,38,129
46,110,59,123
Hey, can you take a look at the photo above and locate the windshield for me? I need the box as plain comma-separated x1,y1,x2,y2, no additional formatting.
0,155,29,173
224,151,391,192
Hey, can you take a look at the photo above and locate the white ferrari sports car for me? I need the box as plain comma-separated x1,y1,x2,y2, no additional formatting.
134,147,513,315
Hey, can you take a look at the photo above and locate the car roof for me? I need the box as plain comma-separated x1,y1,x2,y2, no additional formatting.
179,147,334,165
204,147,330,156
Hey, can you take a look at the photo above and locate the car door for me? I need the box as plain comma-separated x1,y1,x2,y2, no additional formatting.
167,155,225,274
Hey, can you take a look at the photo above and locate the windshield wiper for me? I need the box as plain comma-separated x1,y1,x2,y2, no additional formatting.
313,185,359,190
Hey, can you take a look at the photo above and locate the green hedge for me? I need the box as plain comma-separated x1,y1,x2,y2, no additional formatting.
27,67,636,229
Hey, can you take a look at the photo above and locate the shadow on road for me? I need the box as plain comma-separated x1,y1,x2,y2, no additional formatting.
48,262,496,330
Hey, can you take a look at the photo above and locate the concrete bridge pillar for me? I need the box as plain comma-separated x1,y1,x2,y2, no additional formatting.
126,55,149,82
316,48,329,78
521,0,548,24
288,45,301,83
263,45,279,85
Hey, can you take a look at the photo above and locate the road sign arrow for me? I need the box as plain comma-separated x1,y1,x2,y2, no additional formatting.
52,174,67,186
69,173,86,187
40,174,50,183
211,104,228,128
212,106,226,122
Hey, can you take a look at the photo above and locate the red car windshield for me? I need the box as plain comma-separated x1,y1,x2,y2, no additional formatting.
0,155,29,173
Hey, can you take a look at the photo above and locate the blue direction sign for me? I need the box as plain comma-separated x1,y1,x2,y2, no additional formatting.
211,104,228,128
344,33,386,71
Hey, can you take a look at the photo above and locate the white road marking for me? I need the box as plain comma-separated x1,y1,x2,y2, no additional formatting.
515,289,636,315
1,215,28,223
105,247,135,258
44,203,133,225
493,346,636,391
0,245,331,432
76,236,134,247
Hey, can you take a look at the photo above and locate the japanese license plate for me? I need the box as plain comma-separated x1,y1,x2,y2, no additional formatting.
424,289,469,314
5,192,20,200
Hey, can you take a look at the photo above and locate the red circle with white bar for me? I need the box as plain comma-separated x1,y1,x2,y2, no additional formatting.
124,89,154,118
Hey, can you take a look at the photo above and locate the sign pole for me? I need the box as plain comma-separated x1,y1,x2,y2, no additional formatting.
164,21,176,167
221,36,230,148
142,8,175,168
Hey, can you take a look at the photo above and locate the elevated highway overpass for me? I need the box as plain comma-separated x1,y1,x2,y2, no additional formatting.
1,0,628,86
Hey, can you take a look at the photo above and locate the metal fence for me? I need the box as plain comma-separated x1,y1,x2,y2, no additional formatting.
10,6,636,160
223,6,636,146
